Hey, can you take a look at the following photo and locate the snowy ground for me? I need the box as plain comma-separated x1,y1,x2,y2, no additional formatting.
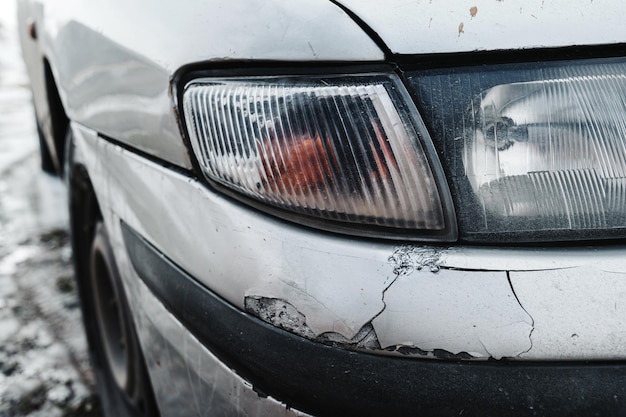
0,5,101,417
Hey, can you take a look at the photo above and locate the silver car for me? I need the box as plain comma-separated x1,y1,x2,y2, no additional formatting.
17,0,626,415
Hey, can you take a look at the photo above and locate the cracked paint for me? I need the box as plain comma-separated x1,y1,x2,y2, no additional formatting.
507,273,535,357
94,114,626,372
245,244,541,360
439,245,626,272
373,250,534,359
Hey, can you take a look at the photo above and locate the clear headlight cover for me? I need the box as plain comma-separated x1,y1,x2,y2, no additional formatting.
408,58,626,242
183,74,455,240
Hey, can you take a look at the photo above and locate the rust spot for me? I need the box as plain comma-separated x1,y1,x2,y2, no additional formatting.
458,22,464,37
470,6,478,18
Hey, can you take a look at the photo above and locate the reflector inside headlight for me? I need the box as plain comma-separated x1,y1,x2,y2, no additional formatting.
183,74,455,240
408,59,626,241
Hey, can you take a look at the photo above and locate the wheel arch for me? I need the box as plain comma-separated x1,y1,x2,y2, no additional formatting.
40,56,70,176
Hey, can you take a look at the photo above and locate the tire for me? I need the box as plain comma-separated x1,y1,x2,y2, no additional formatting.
36,119,56,174
85,222,159,417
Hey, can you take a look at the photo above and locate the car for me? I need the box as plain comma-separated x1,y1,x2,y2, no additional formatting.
16,0,626,415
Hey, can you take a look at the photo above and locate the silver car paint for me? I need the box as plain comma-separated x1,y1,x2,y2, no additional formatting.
70,122,315,416
336,0,626,54
71,120,626,361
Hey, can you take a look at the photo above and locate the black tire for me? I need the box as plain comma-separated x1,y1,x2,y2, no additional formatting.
36,119,56,174
86,222,159,417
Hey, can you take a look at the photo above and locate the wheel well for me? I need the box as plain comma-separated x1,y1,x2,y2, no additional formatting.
69,163,102,303
43,58,69,173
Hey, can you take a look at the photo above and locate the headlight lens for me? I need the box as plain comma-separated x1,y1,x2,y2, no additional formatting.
183,74,455,240
408,58,626,242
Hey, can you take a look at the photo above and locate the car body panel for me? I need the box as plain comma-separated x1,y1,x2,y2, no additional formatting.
336,0,626,55
70,122,315,416
69,121,626,361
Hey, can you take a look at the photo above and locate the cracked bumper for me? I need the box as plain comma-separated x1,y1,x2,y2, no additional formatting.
122,220,626,417
72,124,626,414
73,120,626,361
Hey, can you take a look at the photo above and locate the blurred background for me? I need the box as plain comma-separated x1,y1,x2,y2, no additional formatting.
0,3,100,416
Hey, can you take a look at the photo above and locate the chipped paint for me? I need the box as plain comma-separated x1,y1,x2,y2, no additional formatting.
244,246,391,341
388,245,444,275
245,296,316,339
385,345,475,360
470,6,478,17
126,270,313,416
245,296,382,350
316,323,381,350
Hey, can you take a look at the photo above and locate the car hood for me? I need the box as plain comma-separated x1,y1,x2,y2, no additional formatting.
336,0,626,55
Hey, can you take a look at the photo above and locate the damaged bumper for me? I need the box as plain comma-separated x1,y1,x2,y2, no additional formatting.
122,219,626,417
76,122,626,363
72,124,626,415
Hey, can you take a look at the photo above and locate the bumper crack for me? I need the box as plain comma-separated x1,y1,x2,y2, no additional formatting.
507,272,535,357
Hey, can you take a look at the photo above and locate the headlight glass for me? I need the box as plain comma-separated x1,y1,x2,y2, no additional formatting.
408,58,626,242
183,74,455,241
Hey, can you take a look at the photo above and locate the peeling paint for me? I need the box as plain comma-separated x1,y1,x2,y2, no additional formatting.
388,245,444,275
245,296,382,351
317,323,381,350
385,345,475,360
245,296,316,339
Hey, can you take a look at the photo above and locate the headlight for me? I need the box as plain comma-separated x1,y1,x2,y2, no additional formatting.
182,73,456,241
408,58,626,242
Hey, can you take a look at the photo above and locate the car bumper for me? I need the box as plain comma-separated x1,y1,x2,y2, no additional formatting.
122,220,626,417
71,122,626,415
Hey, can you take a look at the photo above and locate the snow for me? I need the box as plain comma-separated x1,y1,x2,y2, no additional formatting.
0,4,101,416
